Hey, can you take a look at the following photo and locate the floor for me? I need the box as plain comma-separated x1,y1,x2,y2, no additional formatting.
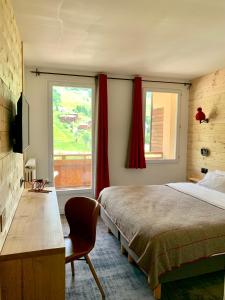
61,215,154,300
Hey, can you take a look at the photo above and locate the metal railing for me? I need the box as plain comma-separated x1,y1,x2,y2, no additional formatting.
54,153,92,160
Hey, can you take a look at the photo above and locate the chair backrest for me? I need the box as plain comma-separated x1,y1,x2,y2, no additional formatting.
64,197,99,247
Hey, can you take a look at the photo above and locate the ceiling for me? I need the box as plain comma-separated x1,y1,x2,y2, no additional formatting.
11,0,225,80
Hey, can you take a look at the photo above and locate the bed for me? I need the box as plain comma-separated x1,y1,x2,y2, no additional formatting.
99,176,225,299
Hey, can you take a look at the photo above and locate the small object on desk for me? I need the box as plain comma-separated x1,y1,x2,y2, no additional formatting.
188,177,201,183
28,179,51,193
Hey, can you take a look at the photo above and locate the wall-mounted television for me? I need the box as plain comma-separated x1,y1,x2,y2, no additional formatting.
13,93,30,153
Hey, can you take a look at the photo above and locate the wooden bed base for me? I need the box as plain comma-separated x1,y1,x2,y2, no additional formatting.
100,207,225,299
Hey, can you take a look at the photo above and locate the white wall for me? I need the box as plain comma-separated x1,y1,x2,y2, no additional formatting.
25,68,189,212
108,80,189,185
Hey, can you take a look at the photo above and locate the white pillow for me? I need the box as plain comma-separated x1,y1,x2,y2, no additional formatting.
197,171,225,193
215,170,225,176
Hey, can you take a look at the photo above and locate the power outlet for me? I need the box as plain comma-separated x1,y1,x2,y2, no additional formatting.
201,168,208,174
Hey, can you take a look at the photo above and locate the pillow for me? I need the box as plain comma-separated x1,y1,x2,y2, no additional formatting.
197,171,225,193
215,170,225,176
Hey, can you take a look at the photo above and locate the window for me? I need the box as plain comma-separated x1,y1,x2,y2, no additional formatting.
144,90,179,160
52,85,93,189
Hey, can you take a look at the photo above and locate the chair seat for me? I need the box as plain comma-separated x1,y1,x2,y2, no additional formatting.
65,234,93,262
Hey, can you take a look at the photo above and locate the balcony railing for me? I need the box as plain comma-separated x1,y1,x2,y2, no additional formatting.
53,151,163,189
54,153,92,189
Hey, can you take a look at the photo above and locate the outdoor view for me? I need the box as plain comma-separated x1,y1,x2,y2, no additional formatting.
52,85,92,189
145,91,178,160
145,91,152,156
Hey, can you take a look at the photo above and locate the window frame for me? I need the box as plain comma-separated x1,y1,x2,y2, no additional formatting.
143,86,182,164
48,80,96,195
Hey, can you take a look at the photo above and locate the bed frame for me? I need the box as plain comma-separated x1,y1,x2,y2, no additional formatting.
101,207,225,299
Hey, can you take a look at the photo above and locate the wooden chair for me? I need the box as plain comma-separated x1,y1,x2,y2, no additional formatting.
64,197,105,299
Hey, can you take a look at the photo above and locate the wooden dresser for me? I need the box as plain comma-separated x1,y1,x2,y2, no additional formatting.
0,188,65,300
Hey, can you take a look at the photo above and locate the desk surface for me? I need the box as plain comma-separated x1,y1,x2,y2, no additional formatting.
0,188,65,260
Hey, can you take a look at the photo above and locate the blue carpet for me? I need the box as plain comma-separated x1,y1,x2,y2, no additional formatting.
63,217,154,300
162,270,224,300
63,216,225,300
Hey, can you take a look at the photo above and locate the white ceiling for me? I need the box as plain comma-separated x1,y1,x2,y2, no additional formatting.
11,0,225,80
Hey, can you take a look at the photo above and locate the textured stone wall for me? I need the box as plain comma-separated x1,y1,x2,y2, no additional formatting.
0,0,23,251
187,69,225,178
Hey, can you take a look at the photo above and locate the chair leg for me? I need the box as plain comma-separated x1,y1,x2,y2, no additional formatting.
71,261,75,277
153,284,161,300
85,255,105,299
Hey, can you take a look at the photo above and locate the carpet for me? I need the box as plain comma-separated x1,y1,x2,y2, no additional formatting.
161,271,224,300
62,216,225,300
62,216,154,300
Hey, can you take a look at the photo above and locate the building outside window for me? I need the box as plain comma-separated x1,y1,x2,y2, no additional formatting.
144,89,179,161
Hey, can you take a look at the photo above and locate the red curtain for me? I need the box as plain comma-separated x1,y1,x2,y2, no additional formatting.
127,77,146,168
96,74,110,198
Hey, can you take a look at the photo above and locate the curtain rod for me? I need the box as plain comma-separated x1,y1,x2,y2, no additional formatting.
30,68,191,86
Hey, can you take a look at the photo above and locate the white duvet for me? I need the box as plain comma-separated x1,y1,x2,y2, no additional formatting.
168,182,225,210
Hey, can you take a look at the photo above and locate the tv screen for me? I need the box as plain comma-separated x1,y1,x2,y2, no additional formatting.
13,93,30,153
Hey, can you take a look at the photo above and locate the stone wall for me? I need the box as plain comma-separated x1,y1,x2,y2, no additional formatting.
187,69,225,178
0,0,23,251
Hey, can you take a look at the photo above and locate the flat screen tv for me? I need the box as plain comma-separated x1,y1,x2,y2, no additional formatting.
13,93,30,153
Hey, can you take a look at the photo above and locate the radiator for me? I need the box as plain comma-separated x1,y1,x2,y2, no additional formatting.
25,159,36,182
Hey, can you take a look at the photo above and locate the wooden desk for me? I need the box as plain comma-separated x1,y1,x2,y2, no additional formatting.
0,188,65,300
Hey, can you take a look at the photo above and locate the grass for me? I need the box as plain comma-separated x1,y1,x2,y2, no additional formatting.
52,86,92,154
53,112,91,153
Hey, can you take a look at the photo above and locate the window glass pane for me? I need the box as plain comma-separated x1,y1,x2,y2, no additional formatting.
52,86,92,189
145,91,178,160
144,91,152,154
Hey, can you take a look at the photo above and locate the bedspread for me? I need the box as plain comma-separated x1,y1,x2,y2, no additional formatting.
99,184,225,289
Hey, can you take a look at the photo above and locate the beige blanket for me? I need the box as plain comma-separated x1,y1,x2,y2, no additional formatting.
99,184,225,289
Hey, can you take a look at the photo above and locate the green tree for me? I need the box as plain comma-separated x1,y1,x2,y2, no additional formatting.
83,131,91,146
53,89,61,111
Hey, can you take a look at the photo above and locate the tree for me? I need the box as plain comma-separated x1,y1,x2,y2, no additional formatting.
53,89,61,111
